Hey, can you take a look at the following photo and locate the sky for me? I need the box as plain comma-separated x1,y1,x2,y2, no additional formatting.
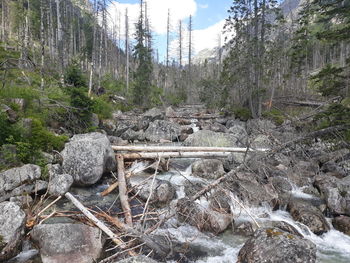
107,0,232,63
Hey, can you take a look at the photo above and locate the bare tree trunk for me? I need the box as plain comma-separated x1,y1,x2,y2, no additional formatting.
178,20,183,68
40,0,45,91
116,154,133,226
125,8,129,93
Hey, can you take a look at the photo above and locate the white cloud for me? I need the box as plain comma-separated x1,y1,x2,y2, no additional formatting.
192,20,225,53
199,3,209,9
107,0,197,36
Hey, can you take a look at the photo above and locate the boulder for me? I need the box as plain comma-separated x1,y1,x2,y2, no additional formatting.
114,120,137,136
142,108,164,121
144,120,181,142
31,223,104,263
321,161,347,178
61,133,116,186
191,159,225,179
237,227,316,263
0,202,26,244
228,124,248,146
48,172,73,197
314,174,350,216
183,130,240,147
100,119,116,135
176,198,232,234
202,122,228,133
131,178,175,206
108,136,128,146
246,119,276,135
0,202,26,261
165,106,176,118
250,134,272,149
223,172,277,207
287,200,330,235
270,176,293,194
114,256,158,263
0,164,41,194
333,216,350,236
121,129,145,142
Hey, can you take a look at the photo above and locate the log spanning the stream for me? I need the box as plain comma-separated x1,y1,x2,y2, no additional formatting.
112,145,269,153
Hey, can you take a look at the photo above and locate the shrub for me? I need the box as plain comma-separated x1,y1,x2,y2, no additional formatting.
233,107,252,121
263,109,285,125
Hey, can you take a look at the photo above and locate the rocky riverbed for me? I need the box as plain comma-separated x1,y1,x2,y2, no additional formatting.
1,105,350,263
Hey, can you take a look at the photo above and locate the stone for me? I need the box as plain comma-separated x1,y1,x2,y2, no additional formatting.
183,130,240,147
191,159,225,180
100,119,116,135
223,172,278,207
131,178,175,206
108,136,128,146
321,161,347,178
314,174,350,216
333,216,350,236
0,164,41,194
270,176,293,194
48,173,73,196
246,119,276,135
228,124,248,146
0,202,26,244
250,134,272,149
237,227,316,263
9,195,33,209
203,122,228,133
114,256,158,263
144,120,181,142
165,106,176,118
30,223,104,263
142,107,164,121
287,200,330,235
176,198,232,234
61,132,116,186
121,129,146,142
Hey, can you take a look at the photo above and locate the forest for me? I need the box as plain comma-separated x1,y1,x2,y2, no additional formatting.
0,0,348,181
0,1,350,263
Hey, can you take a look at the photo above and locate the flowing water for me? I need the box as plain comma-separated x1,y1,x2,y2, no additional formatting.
155,159,350,263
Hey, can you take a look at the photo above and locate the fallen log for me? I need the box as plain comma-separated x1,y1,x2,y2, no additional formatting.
122,152,236,159
112,145,269,153
169,114,221,119
64,192,135,256
116,154,133,226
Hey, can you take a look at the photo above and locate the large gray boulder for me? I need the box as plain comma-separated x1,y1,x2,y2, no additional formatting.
0,164,41,194
0,202,26,244
333,216,350,236
183,130,240,147
314,174,350,216
144,120,181,142
237,227,316,263
142,107,164,121
130,178,175,206
61,133,116,186
48,167,73,197
176,198,232,234
288,200,330,235
0,202,26,261
191,159,225,179
30,223,104,263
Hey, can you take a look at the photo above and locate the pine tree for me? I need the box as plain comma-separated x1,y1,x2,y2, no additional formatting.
133,0,153,107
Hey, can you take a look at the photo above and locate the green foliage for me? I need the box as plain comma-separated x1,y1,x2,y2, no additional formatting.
309,64,346,97
262,109,285,125
92,96,113,119
0,113,21,145
233,107,252,121
314,103,350,142
64,62,87,88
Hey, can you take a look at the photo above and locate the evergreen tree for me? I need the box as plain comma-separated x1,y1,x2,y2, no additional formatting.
132,0,153,107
